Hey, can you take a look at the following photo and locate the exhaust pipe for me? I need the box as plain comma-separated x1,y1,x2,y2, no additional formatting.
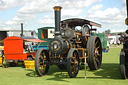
53,6,62,36
21,23,23,37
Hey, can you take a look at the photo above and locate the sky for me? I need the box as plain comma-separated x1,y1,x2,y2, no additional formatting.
0,0,127,33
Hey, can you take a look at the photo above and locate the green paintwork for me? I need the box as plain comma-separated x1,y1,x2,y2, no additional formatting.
93,33,107,49
38,27,55,45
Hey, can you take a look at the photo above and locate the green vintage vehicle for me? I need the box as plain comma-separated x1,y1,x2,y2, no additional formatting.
33,27,55,50
93,33,109,52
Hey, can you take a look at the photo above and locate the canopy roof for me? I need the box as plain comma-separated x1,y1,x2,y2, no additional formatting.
4,36,46,43
38,27,55,30
61,18,101,28
24,39,46,42
21,36,46,42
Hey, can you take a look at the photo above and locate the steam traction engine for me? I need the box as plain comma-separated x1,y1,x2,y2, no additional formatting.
35,6,102,78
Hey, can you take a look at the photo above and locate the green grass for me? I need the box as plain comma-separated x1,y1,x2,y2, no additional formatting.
0,47,128,85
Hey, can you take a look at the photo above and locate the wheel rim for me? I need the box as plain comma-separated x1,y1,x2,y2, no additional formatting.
67,49,79,78
71,51,79,75
87,36,102,70
94,39,102,68
35,49,49,76
38,51,47,74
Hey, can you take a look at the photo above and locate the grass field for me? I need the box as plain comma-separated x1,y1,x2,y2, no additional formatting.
0,47,128,85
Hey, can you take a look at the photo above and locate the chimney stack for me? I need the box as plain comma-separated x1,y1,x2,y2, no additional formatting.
21,23,23,37
53,6,62,36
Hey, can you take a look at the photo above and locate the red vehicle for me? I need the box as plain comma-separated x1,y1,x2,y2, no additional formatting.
4,36,46,66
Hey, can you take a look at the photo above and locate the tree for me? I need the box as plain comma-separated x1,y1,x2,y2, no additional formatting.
104,29,111,34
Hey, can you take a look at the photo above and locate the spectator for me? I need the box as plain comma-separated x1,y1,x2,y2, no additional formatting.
117,40,120,46
114,40,116,47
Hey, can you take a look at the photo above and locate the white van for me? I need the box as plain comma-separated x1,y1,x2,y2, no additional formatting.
108,36,119,44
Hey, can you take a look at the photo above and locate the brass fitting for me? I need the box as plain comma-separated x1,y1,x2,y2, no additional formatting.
53,6,62,11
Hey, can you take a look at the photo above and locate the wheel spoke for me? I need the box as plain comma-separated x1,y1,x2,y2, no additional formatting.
72,57,75,60
96,46,100,50
94,42,101,67
42,52,45,55
40,55,44,60
38,51,49,75
39,62,43,65
97,53,101,56
74,66,76,73
95,58,100,65
94,51,97,58
43,65,46,72
69,50,79,77
95,40,99,46
41,65,44,70
71,66,74,70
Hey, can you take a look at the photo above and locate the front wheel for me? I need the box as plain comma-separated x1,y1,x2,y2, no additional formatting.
35,48,49,76
67,48,80,78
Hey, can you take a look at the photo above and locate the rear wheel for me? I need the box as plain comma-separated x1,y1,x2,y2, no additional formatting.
67,48,80,78
87,36,102,70
35,49,49,76
120,49,128,79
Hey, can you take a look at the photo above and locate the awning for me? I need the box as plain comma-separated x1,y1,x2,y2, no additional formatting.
61,18,101,28
24,39,47,42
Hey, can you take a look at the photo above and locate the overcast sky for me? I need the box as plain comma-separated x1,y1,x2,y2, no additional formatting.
0,0,127,32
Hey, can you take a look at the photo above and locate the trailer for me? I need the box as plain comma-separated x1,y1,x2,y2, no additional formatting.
4,36,46,66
